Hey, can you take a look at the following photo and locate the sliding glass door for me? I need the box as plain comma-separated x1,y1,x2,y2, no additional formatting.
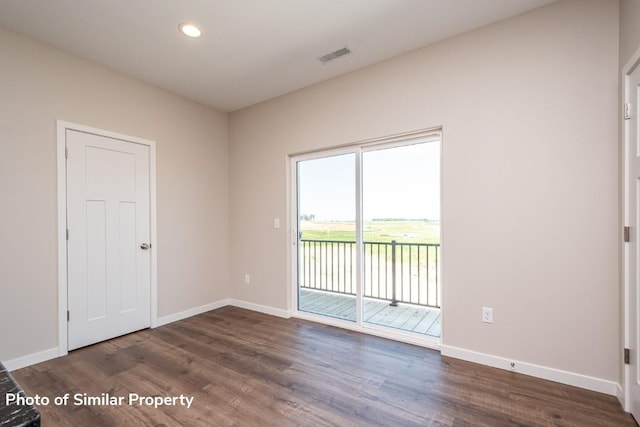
294,133,441,339
296,153,357,321
361,142,441,337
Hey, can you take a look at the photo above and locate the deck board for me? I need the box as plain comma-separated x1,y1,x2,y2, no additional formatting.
413,308,441,335
299,288,441,337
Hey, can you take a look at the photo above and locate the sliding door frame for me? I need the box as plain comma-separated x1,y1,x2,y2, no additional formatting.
288,128,442,350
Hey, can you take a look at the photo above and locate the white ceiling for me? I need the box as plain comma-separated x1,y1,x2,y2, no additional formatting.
0,0,556,112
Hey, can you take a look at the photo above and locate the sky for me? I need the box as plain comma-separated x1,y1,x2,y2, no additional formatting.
298,141,440,221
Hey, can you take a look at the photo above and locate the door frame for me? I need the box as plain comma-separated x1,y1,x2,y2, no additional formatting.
623,47,640,412
56,120,158,356
287,128,443,350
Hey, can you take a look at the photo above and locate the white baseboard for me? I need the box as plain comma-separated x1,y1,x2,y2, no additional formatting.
441,344,619,396
617,383,625,409
229,299,292,319
154,298,231,327
3,347,59,372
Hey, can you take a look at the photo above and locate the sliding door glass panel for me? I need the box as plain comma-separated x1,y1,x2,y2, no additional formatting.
361,141,441,337
297,153,356,322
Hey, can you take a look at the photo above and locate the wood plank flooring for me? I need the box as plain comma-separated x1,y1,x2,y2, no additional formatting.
11,307,636,426
299,288,441,337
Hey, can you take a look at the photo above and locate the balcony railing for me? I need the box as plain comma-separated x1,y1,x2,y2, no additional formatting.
299,239,440,308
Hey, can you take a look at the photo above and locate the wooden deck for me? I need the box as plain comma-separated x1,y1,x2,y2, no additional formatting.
299,288,441,337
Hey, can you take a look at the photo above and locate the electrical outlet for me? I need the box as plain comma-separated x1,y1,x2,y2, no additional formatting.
244,274,251,285
482,307,493,323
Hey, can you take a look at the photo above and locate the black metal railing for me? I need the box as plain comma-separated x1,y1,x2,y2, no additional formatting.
299,239,440,308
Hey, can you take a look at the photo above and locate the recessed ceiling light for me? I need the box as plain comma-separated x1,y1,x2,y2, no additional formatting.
179,22,201,38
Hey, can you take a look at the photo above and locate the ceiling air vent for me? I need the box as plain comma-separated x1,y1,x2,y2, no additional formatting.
318,47,351,63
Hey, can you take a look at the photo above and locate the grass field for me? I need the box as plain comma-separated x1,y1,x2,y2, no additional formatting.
300,219,440,244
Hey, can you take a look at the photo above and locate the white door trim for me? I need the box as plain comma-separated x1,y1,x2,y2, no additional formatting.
56,120,158,357
623,46,640,412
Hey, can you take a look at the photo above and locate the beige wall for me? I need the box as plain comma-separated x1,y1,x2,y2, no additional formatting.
0,27,229,362
0,0,623,387
620,0,640,68
229,0,620,381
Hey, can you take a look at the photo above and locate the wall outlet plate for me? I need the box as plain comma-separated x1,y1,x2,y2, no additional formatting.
482,307,493,323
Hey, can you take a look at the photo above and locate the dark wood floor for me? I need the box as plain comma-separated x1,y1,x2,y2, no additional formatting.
11,306,636,426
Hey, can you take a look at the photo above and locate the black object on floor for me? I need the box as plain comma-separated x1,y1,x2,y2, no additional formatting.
0,362,40,427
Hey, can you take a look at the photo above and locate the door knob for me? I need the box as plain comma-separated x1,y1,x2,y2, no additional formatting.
140,243,150,250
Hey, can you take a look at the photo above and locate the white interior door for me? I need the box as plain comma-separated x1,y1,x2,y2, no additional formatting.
66,129,151,350
626,63,640,419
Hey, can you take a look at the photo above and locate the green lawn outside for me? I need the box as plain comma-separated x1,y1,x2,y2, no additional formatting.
300,219,440,244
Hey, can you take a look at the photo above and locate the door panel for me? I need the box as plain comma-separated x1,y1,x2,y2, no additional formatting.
85,200,107,320
119,201,138,312
297,153,357,322
85,146,136,190
362,142,441,336
67,130,151,350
